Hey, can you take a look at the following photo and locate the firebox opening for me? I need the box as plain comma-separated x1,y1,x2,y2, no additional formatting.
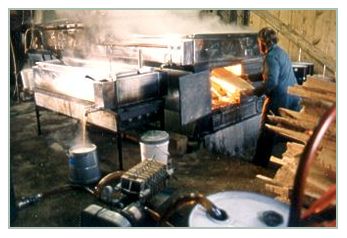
210,64,254,110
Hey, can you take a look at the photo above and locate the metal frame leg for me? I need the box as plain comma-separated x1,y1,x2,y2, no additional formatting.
116,117,123,171
159,107,165,130
35,105,42,135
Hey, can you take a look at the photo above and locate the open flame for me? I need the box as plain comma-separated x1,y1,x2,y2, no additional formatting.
210,64,253,109
224,64,242,76
211,75,241,108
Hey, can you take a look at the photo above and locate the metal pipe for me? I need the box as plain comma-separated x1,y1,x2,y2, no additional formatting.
24,26,46,54
94,171,124,198
288,104,336,226
84,106,103,117
301,184,336,221
138,48,143,69
160,193,228,226
10,37,20,102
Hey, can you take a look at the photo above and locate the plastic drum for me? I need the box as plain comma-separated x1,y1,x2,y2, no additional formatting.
140,130,170,165
189,191,289,227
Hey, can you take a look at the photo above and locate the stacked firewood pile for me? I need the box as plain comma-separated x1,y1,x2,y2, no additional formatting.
256,76,336,204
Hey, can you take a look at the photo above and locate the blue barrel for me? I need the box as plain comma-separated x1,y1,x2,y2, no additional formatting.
68,143,101,184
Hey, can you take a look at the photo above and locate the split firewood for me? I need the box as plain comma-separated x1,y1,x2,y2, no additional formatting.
259,78,336,203
278,107,317,122
304,77,336,94
288,85,336,103
265,124,310,144
267,114,317,132
267,114,336,139
283,142,304,158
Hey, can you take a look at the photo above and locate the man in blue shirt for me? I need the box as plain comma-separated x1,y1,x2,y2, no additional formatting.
252,27,301,167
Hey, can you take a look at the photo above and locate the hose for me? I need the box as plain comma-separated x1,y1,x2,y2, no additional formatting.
94,171,124,198
16,184,94,210
159,192,228,226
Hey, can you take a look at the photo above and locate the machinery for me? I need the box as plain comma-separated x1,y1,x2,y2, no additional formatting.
29,57,166,170
10,11,336,228
23,29,266,162
81,159,172,227
108,33,265,157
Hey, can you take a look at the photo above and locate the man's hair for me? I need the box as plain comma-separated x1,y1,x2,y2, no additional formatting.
258,27,278,48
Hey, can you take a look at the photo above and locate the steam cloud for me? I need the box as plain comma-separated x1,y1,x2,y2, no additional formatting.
54,10,250,41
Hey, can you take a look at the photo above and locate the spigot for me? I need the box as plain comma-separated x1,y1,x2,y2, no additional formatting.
84,106,103,117
17,193,43,210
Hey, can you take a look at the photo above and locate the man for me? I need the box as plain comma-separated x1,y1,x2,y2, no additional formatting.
251,27,301,167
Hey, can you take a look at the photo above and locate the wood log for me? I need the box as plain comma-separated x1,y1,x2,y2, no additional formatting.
256,174,281,185
284,142,304,158
278,108,318,123
301,98,335,121
304,77,336,94
320,138,336,152
273,166,296,187
309,163,336,183
306,176,335,197
269,156,286,167
301,97,334,111
260,77,336,203
211,81,227,96
280,145,335,180
300,85,336,98
268,114,336,139
281,156,299,168
265,184,290,198
267,114,317,132
288,85,336,103
211,67,254,90
316,147,336,173
265,124,309,144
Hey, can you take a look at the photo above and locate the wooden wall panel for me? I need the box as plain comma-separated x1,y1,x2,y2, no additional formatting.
249,10,336,78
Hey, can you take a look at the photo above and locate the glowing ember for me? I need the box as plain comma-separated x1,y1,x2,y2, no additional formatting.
210,66,248,109
211,76,241,109
209,64,255,109
225,64,242,76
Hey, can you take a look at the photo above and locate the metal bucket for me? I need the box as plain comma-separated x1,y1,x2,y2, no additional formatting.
292,63,308,85
292,61,314,75
140,130,170,165
20,68,35,91
68,143,101,184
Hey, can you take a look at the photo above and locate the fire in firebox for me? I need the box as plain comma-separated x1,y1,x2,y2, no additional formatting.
210,65,254,110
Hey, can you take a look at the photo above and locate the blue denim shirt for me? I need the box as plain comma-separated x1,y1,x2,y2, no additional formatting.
262,44,301,114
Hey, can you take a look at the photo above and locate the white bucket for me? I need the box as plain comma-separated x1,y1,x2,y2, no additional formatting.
140,130,170,165
20,68,35,91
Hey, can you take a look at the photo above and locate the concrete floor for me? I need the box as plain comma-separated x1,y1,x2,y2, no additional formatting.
9,100,278,227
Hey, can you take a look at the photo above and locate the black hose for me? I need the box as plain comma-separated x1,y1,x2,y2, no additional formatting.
16,184,95,210
16,170,125,210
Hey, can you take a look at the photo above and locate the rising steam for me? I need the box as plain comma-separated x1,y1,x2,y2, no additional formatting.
54,10,250,42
